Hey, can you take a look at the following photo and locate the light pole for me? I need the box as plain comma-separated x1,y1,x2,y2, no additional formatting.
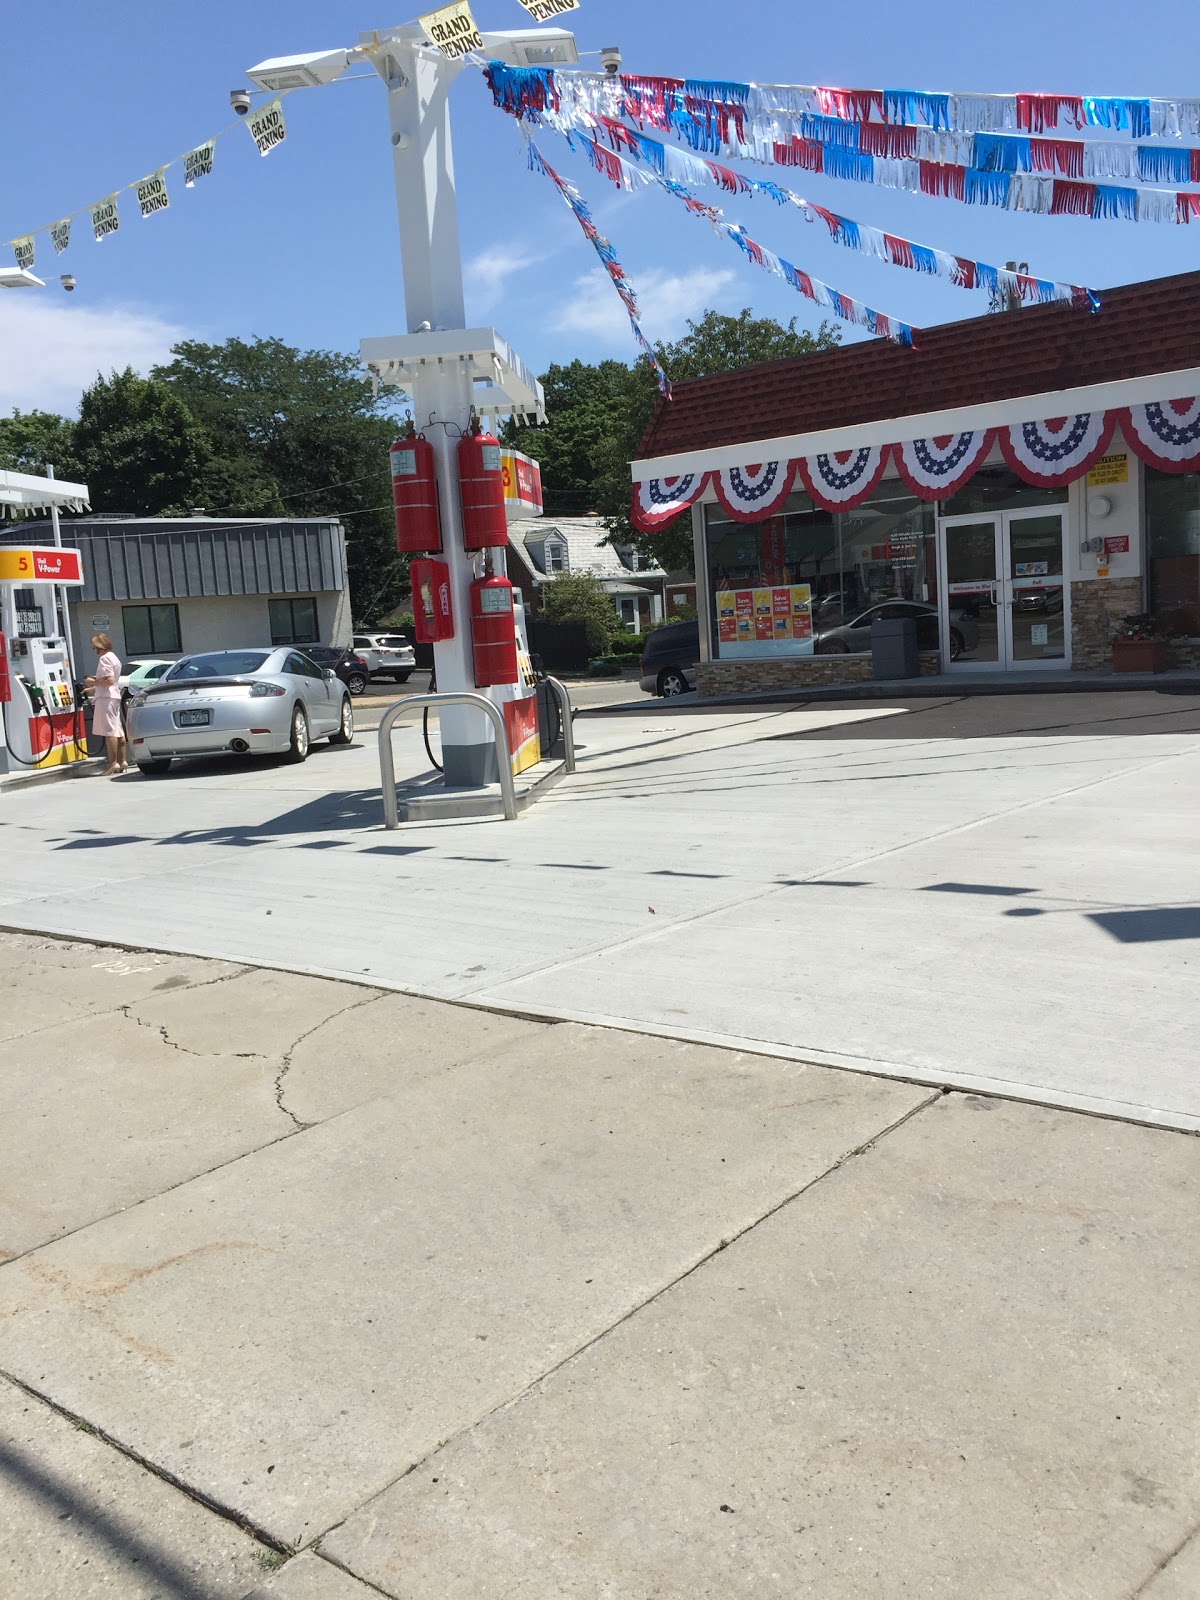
247,25,572,785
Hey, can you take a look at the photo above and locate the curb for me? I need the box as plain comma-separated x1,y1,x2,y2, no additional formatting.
585,671,1200,715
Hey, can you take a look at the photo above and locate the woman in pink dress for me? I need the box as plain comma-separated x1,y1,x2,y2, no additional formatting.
85,633,126,775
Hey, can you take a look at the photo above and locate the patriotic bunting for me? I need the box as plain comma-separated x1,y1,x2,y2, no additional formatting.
630,398,1200,531
1120,399,1200,472
632,473,710,529
712,460,798,521
891,432,996,500
999,413,1116,485
796,447,890,508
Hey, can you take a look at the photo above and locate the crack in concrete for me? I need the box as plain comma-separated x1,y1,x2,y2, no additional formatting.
272,992,392,1133
120,1006,263,1061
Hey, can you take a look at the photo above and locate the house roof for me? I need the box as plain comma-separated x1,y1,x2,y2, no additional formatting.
636,270,1200,464
509,517,666,584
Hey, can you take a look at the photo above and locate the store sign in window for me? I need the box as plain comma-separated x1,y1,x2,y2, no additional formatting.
718,585,812,645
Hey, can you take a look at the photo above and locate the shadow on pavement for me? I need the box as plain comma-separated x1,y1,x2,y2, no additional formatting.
0,1434,254,1600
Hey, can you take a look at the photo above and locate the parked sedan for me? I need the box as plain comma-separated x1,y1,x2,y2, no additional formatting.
814,601,979,661
352,632,417,682
298,644,371,696
126,647,354,775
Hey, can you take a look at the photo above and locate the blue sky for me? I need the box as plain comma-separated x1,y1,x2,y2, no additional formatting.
1,0,1197,414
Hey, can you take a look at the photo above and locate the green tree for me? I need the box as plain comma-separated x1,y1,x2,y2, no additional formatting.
153,337,408,619
510,310,841,575
538,571,616,655
0,409,83,485
73,369,212,516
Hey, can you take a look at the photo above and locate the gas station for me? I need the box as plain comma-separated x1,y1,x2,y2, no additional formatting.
0,469,91,776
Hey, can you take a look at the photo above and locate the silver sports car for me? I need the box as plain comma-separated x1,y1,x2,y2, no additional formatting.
126,647,354,775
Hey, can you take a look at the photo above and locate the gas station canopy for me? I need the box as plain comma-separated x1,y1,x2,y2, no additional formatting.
0,469,90,518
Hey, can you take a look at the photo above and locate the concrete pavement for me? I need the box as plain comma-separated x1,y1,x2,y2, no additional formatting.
1,929,1197,1598
1,691,1198,1129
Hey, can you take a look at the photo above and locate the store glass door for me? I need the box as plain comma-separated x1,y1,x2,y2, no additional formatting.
1005,510,1068,666
942,517,1001,667
940,511,1070,670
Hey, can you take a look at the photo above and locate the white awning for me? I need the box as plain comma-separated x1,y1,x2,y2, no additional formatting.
0,469,90,517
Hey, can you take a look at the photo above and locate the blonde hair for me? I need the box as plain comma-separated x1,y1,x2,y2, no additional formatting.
92,633,113,653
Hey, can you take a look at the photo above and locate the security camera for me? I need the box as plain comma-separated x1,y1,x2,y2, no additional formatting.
230,88,252,115
60,274,76,292
600,45,622,76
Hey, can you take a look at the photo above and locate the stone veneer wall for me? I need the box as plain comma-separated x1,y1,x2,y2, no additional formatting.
1070,578,1144,670
696,651,941,696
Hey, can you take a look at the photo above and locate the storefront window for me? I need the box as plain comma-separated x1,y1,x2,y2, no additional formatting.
705,484,936,658
1146,467,1200,637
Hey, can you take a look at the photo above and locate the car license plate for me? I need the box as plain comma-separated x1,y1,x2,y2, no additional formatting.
176,709,211,727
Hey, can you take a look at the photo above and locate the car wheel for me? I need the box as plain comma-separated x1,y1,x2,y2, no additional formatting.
329,696,354,746
949,628,964,662
136,758,172,776
346,672,368,696
815,638,848,655
394,672,412,683
658,669,689,697
286,705,310,764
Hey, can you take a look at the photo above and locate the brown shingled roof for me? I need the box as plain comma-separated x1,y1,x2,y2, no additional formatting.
636,270,1200,461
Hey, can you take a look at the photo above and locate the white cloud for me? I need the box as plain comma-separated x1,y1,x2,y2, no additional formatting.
0,296,190,415
465,244,538,315
549,265,738,345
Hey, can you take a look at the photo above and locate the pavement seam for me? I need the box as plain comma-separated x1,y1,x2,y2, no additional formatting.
1128,1518,1200,1597
0,1369,294,1560
313,1083,945,1556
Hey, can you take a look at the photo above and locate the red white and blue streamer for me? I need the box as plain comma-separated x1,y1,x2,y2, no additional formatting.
711,460,798,521
575,118,1097,312
999,413,1117,485
891,432,997,500
552,126,919,345
488,66,1200,227
797,447,890,508
525,142,672,397
1120,398,1200,472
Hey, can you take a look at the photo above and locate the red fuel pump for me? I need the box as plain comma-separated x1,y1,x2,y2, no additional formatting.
469,574,518,688
0,634,10,703
457,419,508,551
390,426,442,553
409,559,455,643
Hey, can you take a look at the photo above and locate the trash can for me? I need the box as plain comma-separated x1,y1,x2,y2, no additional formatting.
870,615,919,680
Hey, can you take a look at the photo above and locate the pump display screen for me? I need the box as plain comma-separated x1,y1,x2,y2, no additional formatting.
16,607,45,638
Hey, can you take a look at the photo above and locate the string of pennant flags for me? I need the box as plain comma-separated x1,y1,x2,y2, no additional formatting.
5,97,290,274
562,119,1099,313
486,64,1200,226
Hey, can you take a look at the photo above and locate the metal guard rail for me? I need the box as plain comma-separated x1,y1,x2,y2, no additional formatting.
376,679,574,830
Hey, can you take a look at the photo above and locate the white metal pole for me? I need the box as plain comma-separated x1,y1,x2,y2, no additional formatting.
372,34,498,784
45,464,79,689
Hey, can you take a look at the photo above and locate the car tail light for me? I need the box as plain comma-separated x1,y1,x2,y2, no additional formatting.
250,682,287,697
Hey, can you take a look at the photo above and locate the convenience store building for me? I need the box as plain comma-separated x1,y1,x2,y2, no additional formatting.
630,271,1200,694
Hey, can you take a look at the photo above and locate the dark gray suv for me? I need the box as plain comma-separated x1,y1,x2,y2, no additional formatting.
639,620,700,697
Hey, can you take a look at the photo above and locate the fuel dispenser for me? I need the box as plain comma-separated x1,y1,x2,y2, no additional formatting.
0,545,88,772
